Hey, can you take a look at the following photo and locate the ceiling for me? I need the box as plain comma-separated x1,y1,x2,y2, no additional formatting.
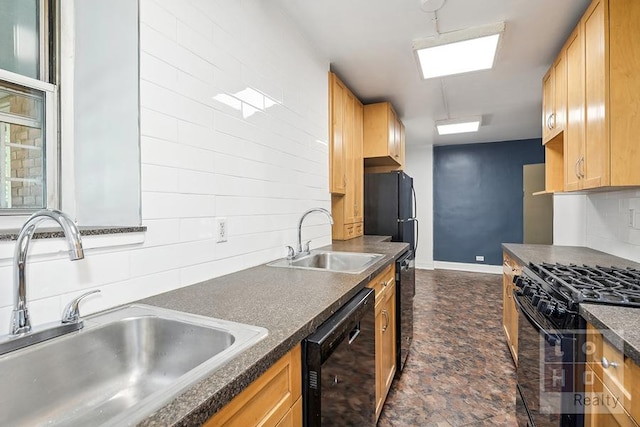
274,0,591,146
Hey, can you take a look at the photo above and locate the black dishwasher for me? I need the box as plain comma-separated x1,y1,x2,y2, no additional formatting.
302,288,376,427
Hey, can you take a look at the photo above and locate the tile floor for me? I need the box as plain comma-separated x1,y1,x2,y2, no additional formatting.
378,269,518,427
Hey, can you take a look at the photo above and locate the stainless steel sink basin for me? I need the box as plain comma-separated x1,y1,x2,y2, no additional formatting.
268,250,384,274
0,304,268,427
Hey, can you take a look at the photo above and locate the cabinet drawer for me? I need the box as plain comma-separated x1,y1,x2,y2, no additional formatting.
355,222,363,237
585,365,637,427
366,263,394,305
344,224,355,239
585,324,640,424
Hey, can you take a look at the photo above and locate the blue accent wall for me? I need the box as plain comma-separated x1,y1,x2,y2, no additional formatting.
433,138,545,266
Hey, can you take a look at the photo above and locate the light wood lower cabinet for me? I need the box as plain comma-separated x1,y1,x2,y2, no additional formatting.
204,344,301,427
502,251,521,365
584,323,640,426
366,263,396,421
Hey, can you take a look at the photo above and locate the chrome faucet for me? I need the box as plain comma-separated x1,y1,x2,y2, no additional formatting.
11,209,84,334
0,209,98,355
287,208,334,259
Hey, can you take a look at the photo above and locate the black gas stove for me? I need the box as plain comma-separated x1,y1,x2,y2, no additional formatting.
514,261,640,427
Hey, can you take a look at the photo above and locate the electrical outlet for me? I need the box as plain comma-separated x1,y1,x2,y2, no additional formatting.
475,255,485,262
216,217,228,243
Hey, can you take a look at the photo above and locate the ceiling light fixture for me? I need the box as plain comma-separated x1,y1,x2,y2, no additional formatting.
413,22,505,79
436,116,482,135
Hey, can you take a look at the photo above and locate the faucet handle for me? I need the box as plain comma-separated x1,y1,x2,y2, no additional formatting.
62,290,100,324
286,246,296,260
303,240,311,254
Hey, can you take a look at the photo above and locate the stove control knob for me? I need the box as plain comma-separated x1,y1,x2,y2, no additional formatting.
537,298,552,314
531,294,541,306
514,276,525,286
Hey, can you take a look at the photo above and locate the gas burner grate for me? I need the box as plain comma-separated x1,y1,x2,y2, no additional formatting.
528,262,640,308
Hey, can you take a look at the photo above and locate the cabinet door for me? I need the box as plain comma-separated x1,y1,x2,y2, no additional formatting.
583,0,610,189
375,304,384,418
344,90,356,224
330,74,346,194
204,344,302,427
564,25,585,191
502,253,519,365
353,101,364,223
553,53,567,136
381,284,397,394
542,68,555,142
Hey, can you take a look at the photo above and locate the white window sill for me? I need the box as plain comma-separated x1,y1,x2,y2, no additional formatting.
0,226,146,263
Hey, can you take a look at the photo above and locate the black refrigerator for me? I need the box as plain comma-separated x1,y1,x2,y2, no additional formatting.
364,171,418,256
364,171,417,375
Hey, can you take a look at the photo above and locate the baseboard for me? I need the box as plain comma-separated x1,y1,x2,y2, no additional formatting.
433,261,502,275
415,261,434,270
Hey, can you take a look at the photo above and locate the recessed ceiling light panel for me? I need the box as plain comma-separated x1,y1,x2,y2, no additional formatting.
436,116,482,135
413,22,504,79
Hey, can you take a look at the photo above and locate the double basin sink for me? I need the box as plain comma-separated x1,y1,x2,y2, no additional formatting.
0,305,267,426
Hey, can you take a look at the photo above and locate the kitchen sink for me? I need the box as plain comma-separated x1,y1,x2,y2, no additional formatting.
0,304,268,426
268,250,384,274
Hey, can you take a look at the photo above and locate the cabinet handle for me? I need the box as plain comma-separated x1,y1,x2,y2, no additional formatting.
574,158,582,179
547,113,556,130
381,277,393,287
382,309,389,331
601,357,618,369
579,157,585,178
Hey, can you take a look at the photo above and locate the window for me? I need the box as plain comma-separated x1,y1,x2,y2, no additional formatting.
0,0,57,213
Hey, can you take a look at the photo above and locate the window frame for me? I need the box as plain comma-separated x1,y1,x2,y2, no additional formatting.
0,0,58,216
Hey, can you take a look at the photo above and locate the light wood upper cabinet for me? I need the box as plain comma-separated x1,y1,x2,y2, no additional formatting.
329,74,346,195
353,101,364,223
363,102,404,169
329,72,364,240
545,0,640,192
564,24,585,192
542,54,566,144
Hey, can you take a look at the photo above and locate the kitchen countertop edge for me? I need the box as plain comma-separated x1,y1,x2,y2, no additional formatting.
137,237,409,426
502,243,640,366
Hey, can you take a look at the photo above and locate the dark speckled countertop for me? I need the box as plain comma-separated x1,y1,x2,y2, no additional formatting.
503,243,640,366
135,236,408,426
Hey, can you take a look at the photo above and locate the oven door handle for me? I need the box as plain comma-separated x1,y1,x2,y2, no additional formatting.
513,294,560,347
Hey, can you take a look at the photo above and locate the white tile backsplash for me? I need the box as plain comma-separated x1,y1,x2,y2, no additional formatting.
585,189,640,263
0,0,330,334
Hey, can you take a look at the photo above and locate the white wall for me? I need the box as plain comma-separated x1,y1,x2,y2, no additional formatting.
405,144,434,269
0,0,330,334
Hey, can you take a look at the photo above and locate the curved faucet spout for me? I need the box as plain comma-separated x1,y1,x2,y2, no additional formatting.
11,209,84,335
297,207,334,254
